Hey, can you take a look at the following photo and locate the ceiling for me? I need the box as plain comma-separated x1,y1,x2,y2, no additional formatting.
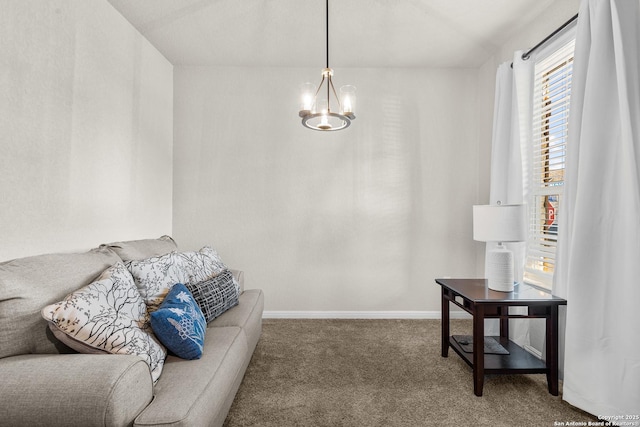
107,0,557,68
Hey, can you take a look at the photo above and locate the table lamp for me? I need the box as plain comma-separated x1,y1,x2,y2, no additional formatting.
473,203,527,292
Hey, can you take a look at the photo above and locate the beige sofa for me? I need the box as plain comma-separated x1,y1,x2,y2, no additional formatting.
0,236,263,427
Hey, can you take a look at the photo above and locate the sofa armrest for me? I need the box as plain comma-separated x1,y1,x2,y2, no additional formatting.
0,353,153,427
229,268,244,293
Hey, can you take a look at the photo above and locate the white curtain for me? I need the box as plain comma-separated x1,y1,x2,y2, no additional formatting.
554,0,640,416
485,53,534,345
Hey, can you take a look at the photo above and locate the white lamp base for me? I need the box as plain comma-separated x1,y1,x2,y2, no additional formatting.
487,244,514,292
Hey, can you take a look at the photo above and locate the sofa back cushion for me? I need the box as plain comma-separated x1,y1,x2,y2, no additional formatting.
102,235,178,262
0,247,121,359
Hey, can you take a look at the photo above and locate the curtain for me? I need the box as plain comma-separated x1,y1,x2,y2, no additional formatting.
485,53,534,345
554,0,640,416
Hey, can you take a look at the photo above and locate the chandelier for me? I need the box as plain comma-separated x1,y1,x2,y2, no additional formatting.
298,0,356,131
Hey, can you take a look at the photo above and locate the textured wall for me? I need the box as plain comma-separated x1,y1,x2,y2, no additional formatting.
0,0,173,260
174,66,484,313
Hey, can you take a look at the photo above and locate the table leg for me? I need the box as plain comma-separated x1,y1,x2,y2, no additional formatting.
441,287,450,357
499,305,509,338
473,304,484,396
546,305,560,395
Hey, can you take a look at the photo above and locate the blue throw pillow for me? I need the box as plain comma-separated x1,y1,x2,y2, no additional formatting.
150,283,206,360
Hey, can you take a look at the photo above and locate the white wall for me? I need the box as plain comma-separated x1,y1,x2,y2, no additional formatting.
0,0,173,261
174,66,484,313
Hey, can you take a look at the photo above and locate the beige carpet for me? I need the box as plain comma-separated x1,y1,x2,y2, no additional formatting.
224,319,594,427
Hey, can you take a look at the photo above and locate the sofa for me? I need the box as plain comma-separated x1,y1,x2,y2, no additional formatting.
0,236,264,427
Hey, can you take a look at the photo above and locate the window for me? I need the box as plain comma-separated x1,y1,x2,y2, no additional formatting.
524,36,575,289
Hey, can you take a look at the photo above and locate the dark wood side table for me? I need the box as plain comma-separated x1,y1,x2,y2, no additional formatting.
436,278,567,396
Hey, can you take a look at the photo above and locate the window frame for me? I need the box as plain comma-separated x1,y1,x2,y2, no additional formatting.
523,27,577,290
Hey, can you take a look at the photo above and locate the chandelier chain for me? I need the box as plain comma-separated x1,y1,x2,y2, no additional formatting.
326,0,329,69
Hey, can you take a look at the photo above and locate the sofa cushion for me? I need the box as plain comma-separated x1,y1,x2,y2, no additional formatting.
41,262,166,383
209,289,264,353
0,353,153,427
126,247,232,312
0,247,121,359
150,284,206,360
185,269,240,323
102,235,178,262
134,326,250,427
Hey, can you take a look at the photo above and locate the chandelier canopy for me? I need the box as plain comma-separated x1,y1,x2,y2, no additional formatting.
298,0,356,131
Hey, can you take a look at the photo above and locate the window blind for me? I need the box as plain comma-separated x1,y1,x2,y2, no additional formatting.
524,38,575,289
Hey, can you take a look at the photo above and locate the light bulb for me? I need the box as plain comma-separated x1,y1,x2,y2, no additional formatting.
318,114,331,130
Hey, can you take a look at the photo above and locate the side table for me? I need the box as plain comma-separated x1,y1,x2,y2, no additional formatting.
436,278,567,396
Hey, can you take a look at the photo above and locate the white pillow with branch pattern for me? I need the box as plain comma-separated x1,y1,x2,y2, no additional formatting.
41,262,166,383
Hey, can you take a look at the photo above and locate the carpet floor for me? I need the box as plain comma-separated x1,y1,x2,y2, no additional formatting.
224,319,594,427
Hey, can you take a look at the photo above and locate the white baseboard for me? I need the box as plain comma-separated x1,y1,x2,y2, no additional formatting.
523,344,543,360
263,311,472,320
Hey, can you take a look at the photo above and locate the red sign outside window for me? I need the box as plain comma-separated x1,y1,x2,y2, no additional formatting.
546,201,555,227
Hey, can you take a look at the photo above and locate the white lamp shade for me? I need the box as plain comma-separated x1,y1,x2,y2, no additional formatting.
473,204,527,243
339,85,356,115
300,82,316,112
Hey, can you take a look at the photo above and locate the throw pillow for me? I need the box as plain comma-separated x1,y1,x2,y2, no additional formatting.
126,246,232,312
150,284,206,360
174,246,230,284
126,251,189,311
195,246,228,279
41,262,167,383
185,269,240,323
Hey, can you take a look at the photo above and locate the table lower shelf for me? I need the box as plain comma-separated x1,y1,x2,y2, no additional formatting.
449,336,548,374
